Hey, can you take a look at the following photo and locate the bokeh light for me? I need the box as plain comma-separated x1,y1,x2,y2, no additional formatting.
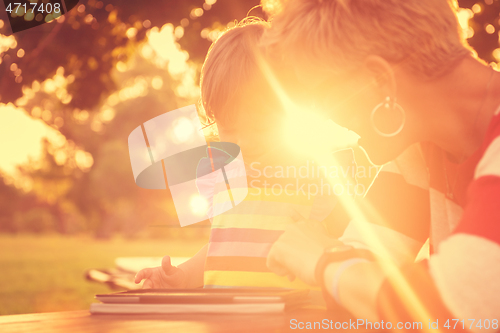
172,117,195,143
189,194,209,216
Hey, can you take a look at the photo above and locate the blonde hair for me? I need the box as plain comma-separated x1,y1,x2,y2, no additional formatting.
200,19,272,127
262,0,474,79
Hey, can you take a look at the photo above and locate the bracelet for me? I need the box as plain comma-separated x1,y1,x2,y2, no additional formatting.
314,247,375,310
331,258,371,305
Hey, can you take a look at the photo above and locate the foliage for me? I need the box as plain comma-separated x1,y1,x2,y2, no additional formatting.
0,0,262,108
460,0,500,63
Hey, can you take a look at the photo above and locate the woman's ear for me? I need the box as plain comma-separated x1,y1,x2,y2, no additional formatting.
364,55,397,100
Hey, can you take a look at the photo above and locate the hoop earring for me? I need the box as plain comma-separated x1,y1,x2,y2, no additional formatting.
370,97,406,138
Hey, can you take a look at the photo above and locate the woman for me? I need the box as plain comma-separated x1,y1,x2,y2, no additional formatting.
263,0,500,331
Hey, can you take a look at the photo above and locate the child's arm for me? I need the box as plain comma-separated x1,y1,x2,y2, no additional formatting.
134,244,208,289
177,244,208,288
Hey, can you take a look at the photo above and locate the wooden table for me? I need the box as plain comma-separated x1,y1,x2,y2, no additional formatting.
0,307,363,332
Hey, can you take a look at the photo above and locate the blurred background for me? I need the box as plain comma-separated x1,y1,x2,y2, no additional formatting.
0,0,498,315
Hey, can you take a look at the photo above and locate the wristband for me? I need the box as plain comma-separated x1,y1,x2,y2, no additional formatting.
314,246,375,310
331,258,370,304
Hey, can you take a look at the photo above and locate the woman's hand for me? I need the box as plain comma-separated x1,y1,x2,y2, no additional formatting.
134,256,188,289
266,220,342,285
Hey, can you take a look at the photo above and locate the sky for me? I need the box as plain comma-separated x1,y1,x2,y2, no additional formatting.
0,103,59,176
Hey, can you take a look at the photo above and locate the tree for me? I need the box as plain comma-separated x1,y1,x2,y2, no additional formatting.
0,0,261,236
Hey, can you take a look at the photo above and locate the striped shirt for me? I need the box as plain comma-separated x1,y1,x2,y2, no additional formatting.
365,108,500,331
203,151,353,289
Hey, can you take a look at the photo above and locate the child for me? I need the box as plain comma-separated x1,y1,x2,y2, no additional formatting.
134,19,347,290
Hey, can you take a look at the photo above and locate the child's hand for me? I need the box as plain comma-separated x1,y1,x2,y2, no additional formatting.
134,256,187,289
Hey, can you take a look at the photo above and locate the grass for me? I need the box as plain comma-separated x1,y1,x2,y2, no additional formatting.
0,234,207,315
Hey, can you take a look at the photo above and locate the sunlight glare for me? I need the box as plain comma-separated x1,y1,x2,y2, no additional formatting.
189,194,209,216
255,53,434,329
317,151,436,331
284,111,359,156
255,53,358,156
75,150,94,172
0,103,62,176
172,117,195,143
457,8,474,39
148,24,189,76
147,24,199,99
